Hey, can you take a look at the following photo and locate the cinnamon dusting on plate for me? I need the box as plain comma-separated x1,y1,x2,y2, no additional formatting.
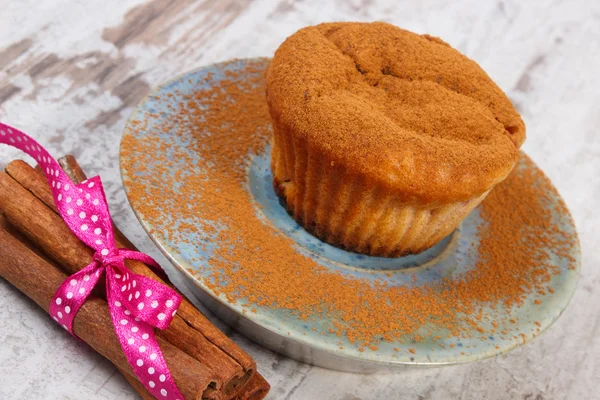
121,60,578,351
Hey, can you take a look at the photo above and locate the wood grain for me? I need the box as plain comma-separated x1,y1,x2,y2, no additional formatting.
1,1,599,399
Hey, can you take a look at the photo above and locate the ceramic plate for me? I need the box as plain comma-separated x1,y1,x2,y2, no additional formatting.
120,59,580,372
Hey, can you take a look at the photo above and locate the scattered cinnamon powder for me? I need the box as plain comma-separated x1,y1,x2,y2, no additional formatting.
121,59,579,352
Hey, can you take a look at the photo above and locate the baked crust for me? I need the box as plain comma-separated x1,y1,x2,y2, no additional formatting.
266,22,525,205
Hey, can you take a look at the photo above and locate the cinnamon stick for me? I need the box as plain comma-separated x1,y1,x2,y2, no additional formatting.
5,160,269,399
1,214,152,400
2,212,223,400
21,158,254,372
232,373,271,400
0,226,222,400
0,164,250,394
57,155,255,380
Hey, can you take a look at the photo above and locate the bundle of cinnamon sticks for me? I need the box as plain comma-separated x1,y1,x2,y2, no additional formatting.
0,155,269,400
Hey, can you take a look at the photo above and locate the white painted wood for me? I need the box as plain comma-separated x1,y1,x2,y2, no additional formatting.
1,1,599,398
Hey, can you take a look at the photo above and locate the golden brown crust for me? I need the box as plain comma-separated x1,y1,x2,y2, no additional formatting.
266,22,525,204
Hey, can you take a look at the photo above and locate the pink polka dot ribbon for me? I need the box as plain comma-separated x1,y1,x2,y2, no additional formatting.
1,123,183,400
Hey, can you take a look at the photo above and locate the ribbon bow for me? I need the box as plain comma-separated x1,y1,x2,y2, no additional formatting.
0,123,183,400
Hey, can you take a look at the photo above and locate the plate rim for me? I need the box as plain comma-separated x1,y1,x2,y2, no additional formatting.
119,58,582,369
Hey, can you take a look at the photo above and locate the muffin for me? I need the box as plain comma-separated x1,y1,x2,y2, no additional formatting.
266,22,525,257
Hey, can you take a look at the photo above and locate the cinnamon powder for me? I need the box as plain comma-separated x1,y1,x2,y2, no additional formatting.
121,59,577,351
266,22,526,204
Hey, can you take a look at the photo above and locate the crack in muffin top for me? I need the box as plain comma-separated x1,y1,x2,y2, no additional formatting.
266,22,526,204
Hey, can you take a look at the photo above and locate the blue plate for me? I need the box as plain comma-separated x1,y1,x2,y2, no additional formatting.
120,59,580,372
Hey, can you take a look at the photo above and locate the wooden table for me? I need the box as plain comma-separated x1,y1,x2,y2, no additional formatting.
1,1,599,399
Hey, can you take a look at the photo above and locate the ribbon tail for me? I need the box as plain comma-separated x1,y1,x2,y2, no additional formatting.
49,262,102,335
106,268,184,400
109,259,181,330
0,123,113,251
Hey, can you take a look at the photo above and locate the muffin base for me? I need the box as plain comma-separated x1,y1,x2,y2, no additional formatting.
271,122,492,257
274,175,489,257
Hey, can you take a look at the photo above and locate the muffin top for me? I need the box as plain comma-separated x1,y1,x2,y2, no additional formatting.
266,22,526,204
